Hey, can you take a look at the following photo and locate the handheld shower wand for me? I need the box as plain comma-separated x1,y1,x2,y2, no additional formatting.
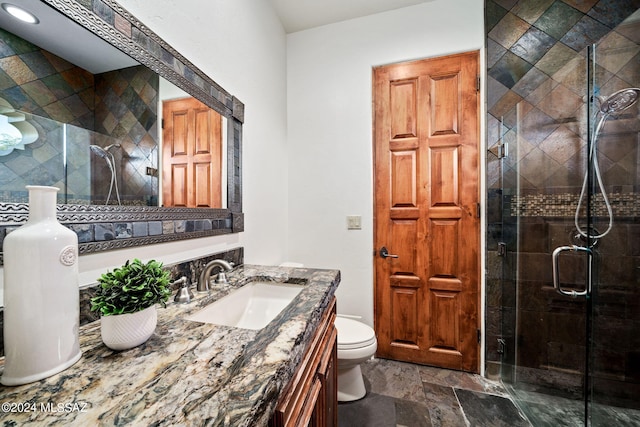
574,87,640,241
90,144,122,205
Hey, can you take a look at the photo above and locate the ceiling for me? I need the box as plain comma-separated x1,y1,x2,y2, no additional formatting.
270,0,434,33
0,0,436,74
0,0,138,74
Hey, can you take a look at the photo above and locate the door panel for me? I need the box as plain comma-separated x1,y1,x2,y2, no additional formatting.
391,151,417,208
373,51,480,372
391,286,419,345
430,73,459,135
171,164,188,206
390,79,418,138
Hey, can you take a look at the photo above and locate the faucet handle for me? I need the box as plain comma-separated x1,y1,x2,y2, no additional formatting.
171,276,187,287
173,276,194,304
215,271,229,284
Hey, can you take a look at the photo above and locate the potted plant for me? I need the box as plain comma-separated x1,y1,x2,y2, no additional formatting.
90,258,172,350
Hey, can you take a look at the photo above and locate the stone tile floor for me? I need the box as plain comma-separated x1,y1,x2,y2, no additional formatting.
510,386,640,427
338,358,640,426
337,358,531,427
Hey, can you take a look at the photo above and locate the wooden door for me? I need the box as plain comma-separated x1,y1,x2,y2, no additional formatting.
162,97,222,207
373,51,480,372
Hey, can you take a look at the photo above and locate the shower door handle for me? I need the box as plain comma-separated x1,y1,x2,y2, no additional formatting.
552,245,592,298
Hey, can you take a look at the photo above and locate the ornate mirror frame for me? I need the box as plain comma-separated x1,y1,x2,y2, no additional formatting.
0,0,244,264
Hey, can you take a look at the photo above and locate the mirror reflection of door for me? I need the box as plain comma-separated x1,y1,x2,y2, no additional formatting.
162,97,222,208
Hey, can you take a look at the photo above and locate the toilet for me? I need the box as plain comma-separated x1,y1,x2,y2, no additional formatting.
335,315,377,402
279,262,378,402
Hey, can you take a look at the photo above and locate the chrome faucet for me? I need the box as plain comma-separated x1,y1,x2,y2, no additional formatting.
197,259,234,293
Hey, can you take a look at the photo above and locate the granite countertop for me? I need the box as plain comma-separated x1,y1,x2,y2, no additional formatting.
0,264,340,426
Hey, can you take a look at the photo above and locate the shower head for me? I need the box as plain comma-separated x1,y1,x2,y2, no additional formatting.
89,144,109,159
599,87,640,115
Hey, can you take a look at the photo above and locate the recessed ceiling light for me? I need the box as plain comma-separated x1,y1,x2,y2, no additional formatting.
2,3,39,24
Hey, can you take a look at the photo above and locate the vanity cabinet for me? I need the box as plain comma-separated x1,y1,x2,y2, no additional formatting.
271,297,337,427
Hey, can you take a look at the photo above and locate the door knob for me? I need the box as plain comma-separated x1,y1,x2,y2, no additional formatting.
379,246,399,259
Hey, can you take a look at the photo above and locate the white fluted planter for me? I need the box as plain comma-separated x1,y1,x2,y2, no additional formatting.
100,305,157,350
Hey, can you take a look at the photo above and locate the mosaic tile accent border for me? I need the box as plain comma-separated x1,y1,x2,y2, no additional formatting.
511,192,640,217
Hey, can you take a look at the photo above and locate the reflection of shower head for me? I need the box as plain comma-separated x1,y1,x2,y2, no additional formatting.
89,144,109,159
89,144,121,205
599,88,640,115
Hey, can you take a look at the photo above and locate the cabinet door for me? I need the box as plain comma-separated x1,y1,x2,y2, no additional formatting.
302,378,322,426
317,326,337,427
271,298,337,427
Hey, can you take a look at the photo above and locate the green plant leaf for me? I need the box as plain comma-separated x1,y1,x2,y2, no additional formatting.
90,258,172,316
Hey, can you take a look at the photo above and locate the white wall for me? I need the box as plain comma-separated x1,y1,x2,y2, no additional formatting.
0,0,289,295
116,0,289,269
2,1,486,326
286,0,484,326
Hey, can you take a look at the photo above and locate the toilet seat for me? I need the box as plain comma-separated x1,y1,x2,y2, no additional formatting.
335,317,376,350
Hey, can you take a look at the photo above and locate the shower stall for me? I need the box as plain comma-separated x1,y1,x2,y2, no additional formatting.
486,2,639,426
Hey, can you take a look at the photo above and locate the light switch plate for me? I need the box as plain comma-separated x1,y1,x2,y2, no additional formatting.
347,215,361,230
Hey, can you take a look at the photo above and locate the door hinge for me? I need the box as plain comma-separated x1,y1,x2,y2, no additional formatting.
497,338,506,355
488,143,508,159
498,242,507,257
477,329,481,344
161,119,165,129
476,75,481,92
476,203,481,218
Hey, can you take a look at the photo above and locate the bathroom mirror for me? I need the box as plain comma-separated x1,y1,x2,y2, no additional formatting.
0,0,244,264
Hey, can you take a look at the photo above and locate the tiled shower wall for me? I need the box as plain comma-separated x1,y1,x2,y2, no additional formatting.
485,0,639,407
0,28,158,205
0,27,94,202
93,67,159,205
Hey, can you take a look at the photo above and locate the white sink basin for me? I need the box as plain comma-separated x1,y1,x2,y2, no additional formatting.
185,281,304,330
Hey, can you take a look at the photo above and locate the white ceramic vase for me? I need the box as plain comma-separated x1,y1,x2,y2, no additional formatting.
2,185,81,386
100,305,157,350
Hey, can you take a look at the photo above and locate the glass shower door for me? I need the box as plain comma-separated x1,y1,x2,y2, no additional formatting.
490,3,640,427
508,87,592,426
588,17,640,424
